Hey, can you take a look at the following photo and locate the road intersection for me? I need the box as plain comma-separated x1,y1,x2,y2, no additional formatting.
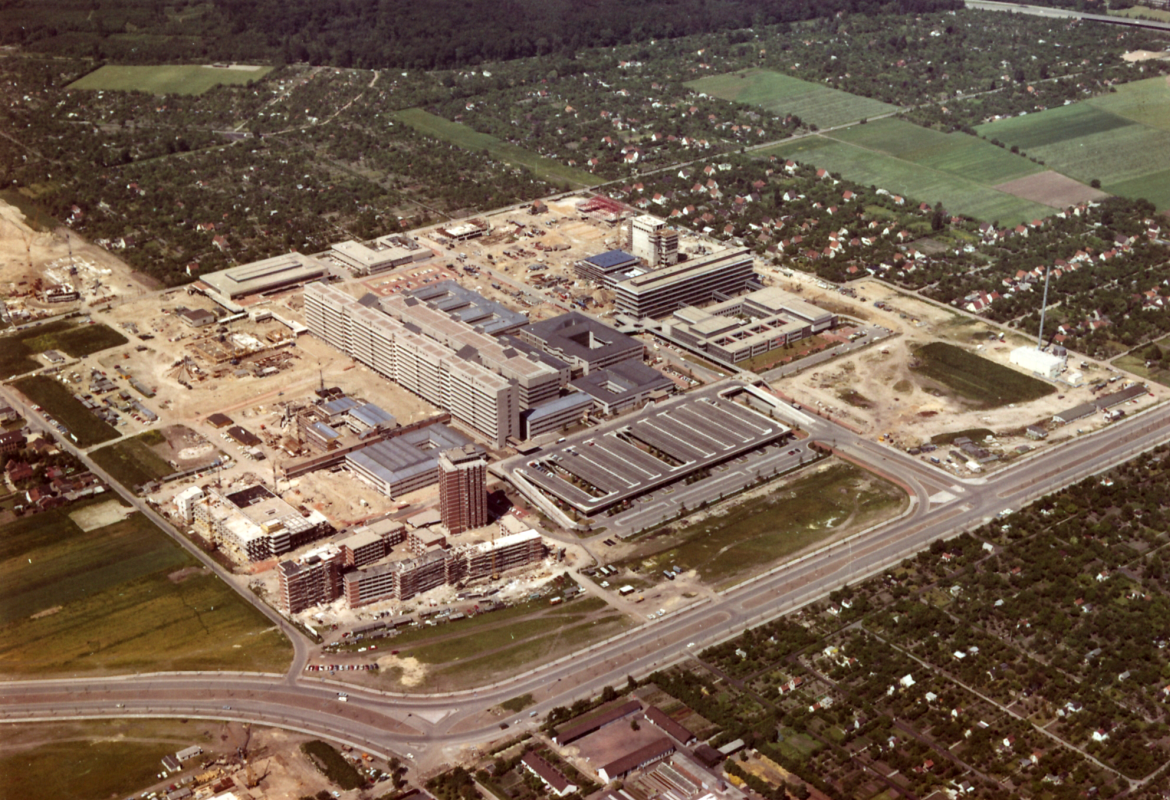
3,382,1170,774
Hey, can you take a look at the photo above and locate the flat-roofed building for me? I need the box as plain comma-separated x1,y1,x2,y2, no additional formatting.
521,392,595,438
575,250,641,287
330,235,431,275
337,517,405,566
518,312,643,376
457,529,545,580
200,253,330,300
407,280,528,336
614,248,755,319
304,283,519,444
665,286,836,363
570,361,675,415
381,293,560,410
345,424,483,498
194,484,332,562
438,446,488,534
436,219,489,241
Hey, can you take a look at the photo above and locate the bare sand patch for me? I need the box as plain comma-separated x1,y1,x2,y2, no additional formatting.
168,566,209,583
377,654,427,687
994,171,1109,209
68,499,134,531
1123,50,1170,62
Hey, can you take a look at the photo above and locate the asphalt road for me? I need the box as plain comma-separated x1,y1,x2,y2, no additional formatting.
4,389,1170,773
966,0,1170,31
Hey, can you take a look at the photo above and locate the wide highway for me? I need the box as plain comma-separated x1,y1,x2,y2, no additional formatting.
3,387,1170,772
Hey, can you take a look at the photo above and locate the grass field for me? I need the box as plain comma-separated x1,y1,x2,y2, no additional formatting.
383,596,627,691
1088,76,1170,132
686,69,897,130
0,720,207,800
68,64,274,95
0,502,290,675
0,320,127,378
622,463,906,586
1109,6,1170,22
90,431,174,489
976,87,1170,210
912,342,1055,407
394,108,596,189
12,375,119,446
830,118,1043,185
759,133,1051,224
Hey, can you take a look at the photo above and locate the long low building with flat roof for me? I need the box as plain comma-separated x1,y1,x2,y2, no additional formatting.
200,253,331,300
346,424,482,498
502,383,791,516
330,235,431,275
664,286,836,363
613,247,755,319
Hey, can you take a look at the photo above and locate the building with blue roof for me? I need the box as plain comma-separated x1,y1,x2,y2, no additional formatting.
575,250,640,287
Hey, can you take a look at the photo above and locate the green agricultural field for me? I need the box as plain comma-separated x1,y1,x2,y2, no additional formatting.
621,463,906,587
1088,76,1170,132
686,68,897,130
976,97,1170,209
12,375,119,446
394,108,595,189
0,502,290,675
831,118,1042,185
0,320,127,378
912,342,1055,406
90,431,174,490
1106,168,1170,211
68,64,273,95
759,136,1050,224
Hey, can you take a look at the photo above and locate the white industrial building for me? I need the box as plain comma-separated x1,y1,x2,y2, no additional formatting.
1010,346,1066,380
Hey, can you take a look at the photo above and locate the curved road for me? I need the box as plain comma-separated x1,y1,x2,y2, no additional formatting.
4,386,1170,772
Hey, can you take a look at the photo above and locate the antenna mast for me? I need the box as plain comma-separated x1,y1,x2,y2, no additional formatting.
1036,263,1052,349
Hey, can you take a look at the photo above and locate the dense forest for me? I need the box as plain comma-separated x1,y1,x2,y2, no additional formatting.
0,0,962,69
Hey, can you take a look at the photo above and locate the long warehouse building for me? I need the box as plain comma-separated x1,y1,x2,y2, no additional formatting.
304,282,518,446
613,247,756,319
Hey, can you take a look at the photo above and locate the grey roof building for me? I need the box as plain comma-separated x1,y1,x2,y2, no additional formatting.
407,280,529,336
570,361,675,415
345,424,482,498
200,252,329,300
518,312,644,375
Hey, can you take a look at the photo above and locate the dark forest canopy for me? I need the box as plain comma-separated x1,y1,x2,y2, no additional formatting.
1,0,963,70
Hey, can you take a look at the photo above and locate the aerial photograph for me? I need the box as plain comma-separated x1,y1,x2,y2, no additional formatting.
3,0,1170,798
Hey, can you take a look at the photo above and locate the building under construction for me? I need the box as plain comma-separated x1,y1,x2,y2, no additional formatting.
277,527,549,611
194,484,332,562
